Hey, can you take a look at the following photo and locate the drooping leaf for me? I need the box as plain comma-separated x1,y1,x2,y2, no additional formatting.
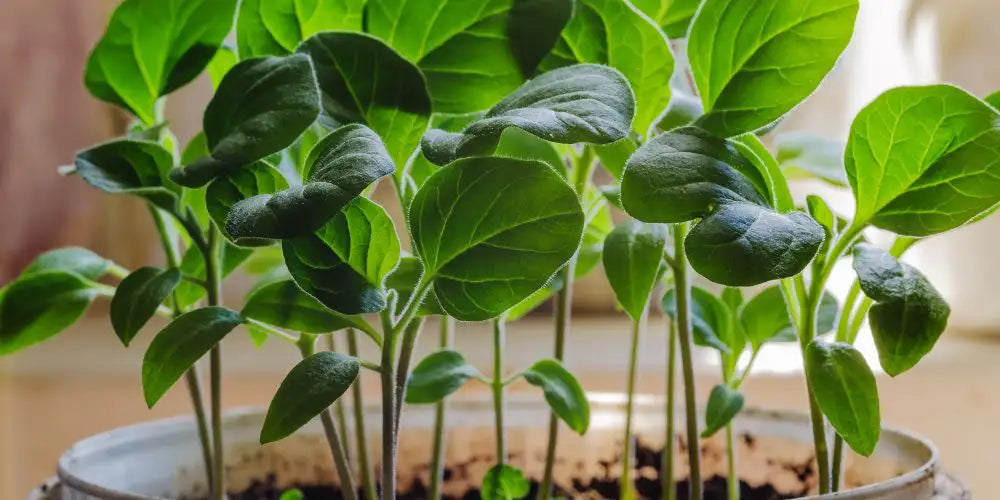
846,85,1000,236
367,0,572,114
405,349,481,404
701,384,744,437
260,351,360,443
297,32,431,171
540,0,673,138
482,464,530,500
384,256,444,317
75,139,179,211
225,124,394,241
0,271,99,355
420,64,635,166
410,157,584,321
111,267,181,346
23,247,111,281
805,340,880,456
776,133,848,186
852,243,949,376
522,359,590,434
662,286,731,353
236,0,364,59
242,279,372,335
206,161,289,246
740,285,839,349
142,307,244,407
84,0,238,124
602,221,668,320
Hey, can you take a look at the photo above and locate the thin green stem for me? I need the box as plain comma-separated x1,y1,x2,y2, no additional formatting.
428,317,454,500
847,298,873,345
662,320,677,500
492,318,507,465
203,225,225,500
831,436,845,493
836,281,863,342
731,349,760,390
538,261,575,500
328,336,353,464
725,424,738,500
346,330,377,500
621,307,647,500
393,318,426,433
673,222,702,500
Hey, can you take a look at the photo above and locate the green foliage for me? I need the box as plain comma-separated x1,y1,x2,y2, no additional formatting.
75,139,179,211
405,350,481,404
111,267,181,346
702,384,744,437
740,285,838,349
805,340,880,456
206,161,289,246
602,221,668,320
775,133,848,186
481,464,530,500
261,351,360,443
635,0,701,38
236,0,364,58
23,247,112,281
662,286,732,354
278,489,305,500
173,242,252,309
0,271,99,355
522,359,590,434
384,256,444,317
241,279,372,335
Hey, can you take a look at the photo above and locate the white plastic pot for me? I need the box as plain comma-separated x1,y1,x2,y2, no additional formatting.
31,397,967,499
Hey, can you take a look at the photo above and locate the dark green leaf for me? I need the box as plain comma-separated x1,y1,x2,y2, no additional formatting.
702,384,744,437
805,340,880,456
405,349,481,404
0,271,99,355
23,247,111,281
420,64,635,166
776,133,848,186
261,351,360,443
298,32,431,171
663,286,731,353
852,243,949,376
688,0,858,136
111,267,181,346
84,0,238,124
385,256,444,317
236,0,364,59
410,157,584,321
602,221,668,320
75,139,178,210
522,359,590,434
481,464,530,500
142,307,244,407
206,161,289,246
846,85,1000,236
242,279,371,335
494,128,567,176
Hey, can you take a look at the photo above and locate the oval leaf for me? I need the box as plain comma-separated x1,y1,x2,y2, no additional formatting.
405,349,481,404
76,139,178,211
410,157,585,321
805,340,880,456
522,359,590,434
602,220,669,320
206,161,289,246
241,279,371,335
0,271,98,355
852,243,949,376
663,286,732,353
702,384,744,437
23,247,111,281
482,464,530,500
111,267,181,346
261,351,360,443
236,0,364,59
142,307,244,407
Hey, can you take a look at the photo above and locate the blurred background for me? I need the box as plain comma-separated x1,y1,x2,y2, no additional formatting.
2,0,1000,498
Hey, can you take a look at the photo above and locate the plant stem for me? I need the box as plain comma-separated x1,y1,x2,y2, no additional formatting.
831,436,845,493
379,308,399,500
429,317,454,500
725,424,738,500
345,330,377,500
662,320,677,500
328,336,353,464
492,318,507,465
393,318,426,433
673,222,703,500
538,261,574,500
621,307,647,500
800,290,831,494
204,226,226,500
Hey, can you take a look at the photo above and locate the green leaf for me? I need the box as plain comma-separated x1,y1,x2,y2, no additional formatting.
522,359,590,434
503,273,563,322
846,85,1000,236
110,267,181,346
298,32,431,171
621,128,824,286
657,86,704,132
75,139,179,211
283,198,400,315
385,256,444,317
986,90,1000,109
633,0,701,38
494,128,567,176
368,0,572,114
242,279,371,335
23,247,111,281
261,351,360,443
236,0,364,59
173,242,253,309
225,124,395,241
0,271,99,355
688,0,858,137
702,384,744,437
776,133,848,186
594,138,638,180
662,286,731,353
206,161,290,246
481,464,530,500
84,0,238,124
420,64,635,166
852,243,949,376
602,221,668,320
278,489,305,500
577,190,615,277
142,307,244,407
246,323,270,348
405,349,481,404
410,157,585,321
540,0,673,138
207,46,236,89
740,285,839,349
805,340,880,456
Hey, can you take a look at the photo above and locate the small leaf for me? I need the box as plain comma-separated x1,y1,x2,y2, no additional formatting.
776,133,848,186
421,64,635,166
481,464,530,500
663,286,732,353
741,285,839,349
852,243,949,376
110,267,181,346
23,247,111,280
602,221,669,320
261,351,360,443
405,350,481,404
806,340,880,456
702,384,744,437
206,161,289,246
522,359,590,434
0,271,99,355
236,0,363,59
242,279,371,335
142,307,244,407
278,489,305,500
75,139,178,211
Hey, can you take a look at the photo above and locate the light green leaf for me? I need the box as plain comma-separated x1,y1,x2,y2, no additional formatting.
632,0,701,38
278,489,305,500
0,271,99,355
986,90,1000,109
776,132,848,186
23,247,111,281
663,286,731,353
142,307,244,407
740,285,838,349
602,221,668,320
688,0,858,137
206,161,289,246
481,464,530,500
405,349,481,404
207,46,236,89
806,340,880,456
298,32,431,171
241,279,372,335
594,138,638,180
410,157,584,321
702,384,744,437
522,359,590,434
657,87,704,132
84,0,238,124
852,243,949,376
75,139,179,211
368,0,572,114
173,242,253,309
846,85,1000,236
261,351,360,443
236,0,364,59
111,267,181,346
420,64,635,166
